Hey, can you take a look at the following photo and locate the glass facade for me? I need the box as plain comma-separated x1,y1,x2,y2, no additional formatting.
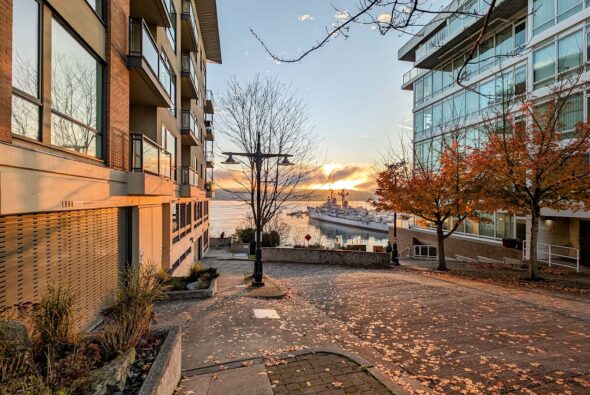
51,19,103,158
533,0,584,35
12,0,40,140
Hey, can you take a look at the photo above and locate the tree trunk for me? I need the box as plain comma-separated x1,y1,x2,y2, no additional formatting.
436,225,447,271
529,210,540,281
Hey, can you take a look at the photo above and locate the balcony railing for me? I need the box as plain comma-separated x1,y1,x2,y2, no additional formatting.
181,110,199,138
181,53,198,84
402,68,426,86
181,166,198,186
415,0,490,61
130,134,172,178
129,18,173,99
181,0,198,43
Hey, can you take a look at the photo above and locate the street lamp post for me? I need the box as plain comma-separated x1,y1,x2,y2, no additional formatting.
222,139,293,287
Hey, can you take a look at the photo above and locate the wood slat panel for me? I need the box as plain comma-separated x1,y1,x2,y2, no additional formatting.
0,208,128,330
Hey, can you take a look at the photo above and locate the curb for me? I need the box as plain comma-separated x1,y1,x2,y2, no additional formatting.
164,277,218,300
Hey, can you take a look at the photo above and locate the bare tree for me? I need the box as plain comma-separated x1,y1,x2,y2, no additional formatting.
251,0,499,71
217,75,320,235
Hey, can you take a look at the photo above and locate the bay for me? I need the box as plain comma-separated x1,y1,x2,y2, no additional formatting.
210,200,389,250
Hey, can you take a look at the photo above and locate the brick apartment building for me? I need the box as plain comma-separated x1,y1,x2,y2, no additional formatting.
0,0,220,328
396,0,590,268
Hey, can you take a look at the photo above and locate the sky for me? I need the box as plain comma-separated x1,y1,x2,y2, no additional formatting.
207,0,444,193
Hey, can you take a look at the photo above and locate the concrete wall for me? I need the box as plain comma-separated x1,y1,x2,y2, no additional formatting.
391,227,522,262
139,205,163,267
262,247,389,269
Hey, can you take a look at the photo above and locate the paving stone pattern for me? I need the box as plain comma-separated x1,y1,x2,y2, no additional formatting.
267,353,391,395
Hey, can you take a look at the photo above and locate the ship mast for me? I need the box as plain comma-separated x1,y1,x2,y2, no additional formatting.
337,189,349,207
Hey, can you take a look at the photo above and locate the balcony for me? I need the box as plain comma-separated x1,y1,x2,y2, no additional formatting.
206,159,214,169
401,67,426,90
180,0,199,52
130,0,172,28
127,18,173,108
410,0,526,68
180,166,199,197
181,110,200,146
181,53,199,99
128,134,174,195
205,120,214,141
205,181,215,199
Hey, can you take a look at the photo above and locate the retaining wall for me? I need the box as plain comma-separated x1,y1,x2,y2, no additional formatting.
261,247,389,269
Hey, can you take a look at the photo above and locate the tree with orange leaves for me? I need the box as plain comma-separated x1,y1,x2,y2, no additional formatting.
374,136,486,270
474,80,590,280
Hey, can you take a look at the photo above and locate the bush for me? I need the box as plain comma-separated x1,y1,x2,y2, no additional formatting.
100,264,166,357
33,285,78,352
235,228,281,247
188,262,205,282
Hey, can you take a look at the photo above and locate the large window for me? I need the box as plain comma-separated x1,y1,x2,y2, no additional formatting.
558,93,583,138
533,0,583,35
51,19,103,158
558,30,583,72
12,0,41,140
533,44,555,89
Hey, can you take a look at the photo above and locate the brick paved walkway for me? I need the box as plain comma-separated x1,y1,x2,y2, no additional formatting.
267,352,391,395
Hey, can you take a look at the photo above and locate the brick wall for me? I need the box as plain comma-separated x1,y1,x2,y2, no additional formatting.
106,0,129,171
391,227,522,262
0,0,12,143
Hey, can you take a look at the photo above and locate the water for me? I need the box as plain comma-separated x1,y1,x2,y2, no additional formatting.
210,200,389,250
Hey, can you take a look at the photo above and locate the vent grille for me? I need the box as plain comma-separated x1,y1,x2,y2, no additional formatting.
0,208,128,329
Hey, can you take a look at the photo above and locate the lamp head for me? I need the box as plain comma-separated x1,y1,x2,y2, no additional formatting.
279,155,294,166
222,154,238,165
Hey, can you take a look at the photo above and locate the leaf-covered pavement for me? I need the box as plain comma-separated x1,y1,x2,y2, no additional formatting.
157,258,590,394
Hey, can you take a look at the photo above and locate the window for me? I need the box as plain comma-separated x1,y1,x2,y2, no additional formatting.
479,79,495,110
165,0,176,52
423,73,432,100
442,62,453,88
432,103,442,131
533,44,555,89
432,70,442,95
423,106,432,131
414,110,424,136
514,66,527,95
51,19,103,158
558,30,583,73
465,89,479,116
514,20,527,49
533,0,554,35
162,127,176,177
479,37,495,71
558,93,583,137
495,26,513,62
443,98,454,124
453,92,465,121
415,78,424,104
557,0,583,23
85,0,104,19
12,0,40,140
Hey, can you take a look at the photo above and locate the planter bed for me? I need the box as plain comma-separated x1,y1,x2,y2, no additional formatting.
133,326,182,395
165,276,218,300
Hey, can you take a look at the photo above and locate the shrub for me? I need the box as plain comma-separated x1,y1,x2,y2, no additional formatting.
188,262,205,282
234,228,281,247
32,285,78,352
100,264,166,357
156,266,171,284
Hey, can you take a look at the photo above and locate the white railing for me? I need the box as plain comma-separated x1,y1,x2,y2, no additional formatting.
413,245,437,259
402,68,426,85
523,240,580,272
399,246,411,258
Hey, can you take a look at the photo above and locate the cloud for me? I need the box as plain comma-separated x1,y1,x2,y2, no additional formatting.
215,162,379,193
334,11,350,21
298,14,314,22
377,13,392,23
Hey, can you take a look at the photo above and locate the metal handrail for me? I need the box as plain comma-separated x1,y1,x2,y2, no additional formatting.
181,110,198,137
130,134,172,178
129,18,172,99
181,0,198,42
402,68,426,85
181,53,198,90
523,240,580,272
